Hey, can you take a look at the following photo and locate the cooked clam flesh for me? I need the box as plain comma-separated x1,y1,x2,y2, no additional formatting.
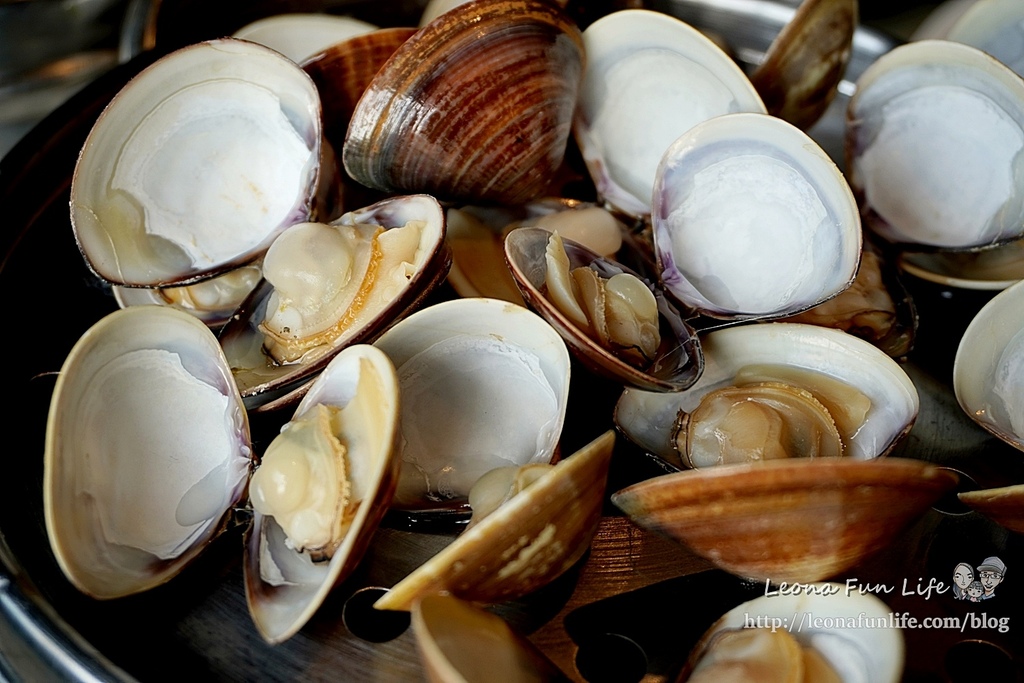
544,232,660,365
250,355,389,562
260,219,424,364
675,364,871,468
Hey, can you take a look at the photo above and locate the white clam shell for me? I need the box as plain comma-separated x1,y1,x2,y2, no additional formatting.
953,278,1024,451
244,344,401,644
232,14,378,64
574,9,765,217
615,323,919,466
71,39,322,287
847,39,1024,250
373,298,570,509
44,306,251,599
653,112,861,319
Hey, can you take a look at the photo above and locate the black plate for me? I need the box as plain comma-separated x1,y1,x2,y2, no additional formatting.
1,1,1022,681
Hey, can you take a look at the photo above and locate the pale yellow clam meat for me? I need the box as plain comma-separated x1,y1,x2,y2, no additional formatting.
687,627,843,683
675,363,871,468
543,231,660,365
259,220,424,364
249,355,389,562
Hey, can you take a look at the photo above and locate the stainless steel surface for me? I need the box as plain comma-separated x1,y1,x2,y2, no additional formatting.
2,1,1022,681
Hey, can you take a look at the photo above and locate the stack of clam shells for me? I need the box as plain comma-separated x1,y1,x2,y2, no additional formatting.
41,0,1024,678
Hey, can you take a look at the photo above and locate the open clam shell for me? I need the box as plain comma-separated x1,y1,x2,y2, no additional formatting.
244,344,401,644
681,585,904,682
342,0,584,205
374,431,614,611
44,306,251,599
70,39,323,287
846,39,1024,250
574,9,765,218
749,0,858,131
112,263,262,328
219,194,449,411
953,277,1024,451
615,323,919,469
412,594,570,683
505,227,703,392
653,112,861,320
612,458,958,583
373,297,571,512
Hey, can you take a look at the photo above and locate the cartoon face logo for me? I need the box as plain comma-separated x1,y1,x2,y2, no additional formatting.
953,563,974,599
955,556,1007,600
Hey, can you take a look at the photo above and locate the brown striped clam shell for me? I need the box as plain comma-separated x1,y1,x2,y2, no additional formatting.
342,0,585,205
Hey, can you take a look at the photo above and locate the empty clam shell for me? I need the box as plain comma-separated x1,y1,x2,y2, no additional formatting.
373,297,571,511
574,9,765,217
953,277,1024,451
343,0,584,204
653,112,861,320
71,39,323,287
374,430,614,610
244,344,401,644
612,458,958,583
44,306,252,598
412,595,570,682
505,227,703,392
847,39,1024,250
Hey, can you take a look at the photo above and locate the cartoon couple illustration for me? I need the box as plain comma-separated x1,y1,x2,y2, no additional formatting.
953,557,1007,601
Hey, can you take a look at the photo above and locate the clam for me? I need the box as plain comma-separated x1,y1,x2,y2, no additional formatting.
374,431,614,610
112,263,262,327
612,458,958,583
681,585,904,682
783,245,917,358
44,306,251,598
505,227,703,392
342,0,584,205
574,9,765,217
218,194,449,411
846,40,1024,250
70,39,324,287
412,595,570,682
232,14,378,64
302,27,417,160
244,344,401,643
653,112,861,320
898,237,1024,290
447,199,630,306
615,323,918,470
923,0,1024,77
372,297,571,511
749,0,858,130
959,485,1024,534
45,311,401,642
953,277,1024,451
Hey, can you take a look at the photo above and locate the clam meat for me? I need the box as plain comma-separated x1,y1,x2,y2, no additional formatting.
219,194,448,409
245,344,401,643
544,231,660,366
616,323,918,470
